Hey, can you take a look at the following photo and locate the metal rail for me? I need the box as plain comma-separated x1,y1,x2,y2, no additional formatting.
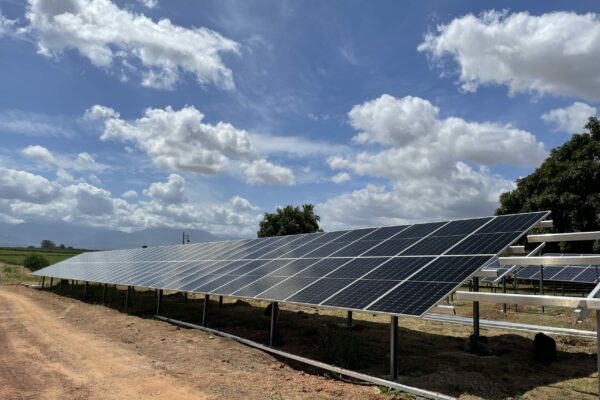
527,231,600,243
499,255,600,266
533,220,554,229
455,291,600,309
424,313,596,338
154,315,455,400
493,242,546,283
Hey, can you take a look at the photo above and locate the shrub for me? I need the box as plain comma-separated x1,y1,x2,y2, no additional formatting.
23,254,50,272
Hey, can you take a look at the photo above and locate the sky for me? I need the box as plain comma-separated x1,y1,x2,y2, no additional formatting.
0,0,599,238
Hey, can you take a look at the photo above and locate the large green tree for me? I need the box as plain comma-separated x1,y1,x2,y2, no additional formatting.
496,117,600,253
257,204,322,237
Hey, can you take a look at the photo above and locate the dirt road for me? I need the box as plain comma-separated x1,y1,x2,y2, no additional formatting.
0,286,383,400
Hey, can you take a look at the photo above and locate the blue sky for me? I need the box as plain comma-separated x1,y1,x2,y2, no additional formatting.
0,0,598,237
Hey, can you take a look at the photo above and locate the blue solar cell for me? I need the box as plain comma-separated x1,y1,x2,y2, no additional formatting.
329,240,383,257
573,267,600,283
362,238,419,257
256,277,319,300
359,225,410,241
477,212,548,234
394,222,446,239
233,276,289,297
409,256,491,283
400,236,466,255
368,281,457,315
268,259,319,277
211,275,263,295
446,232,520,255
322,280,399,309
327,258,389,279
515,266,539,280
362,257,434,281
295,258,352,278
551,267,587,281
286,278,354,304
432,217,492,236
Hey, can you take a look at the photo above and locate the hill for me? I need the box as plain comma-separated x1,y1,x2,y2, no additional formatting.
0,222,223,250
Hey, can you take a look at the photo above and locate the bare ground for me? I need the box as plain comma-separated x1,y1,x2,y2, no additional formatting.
0,285,387,400
1,283,599,399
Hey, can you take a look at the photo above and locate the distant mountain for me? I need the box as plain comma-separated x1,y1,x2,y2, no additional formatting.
0,222,225,250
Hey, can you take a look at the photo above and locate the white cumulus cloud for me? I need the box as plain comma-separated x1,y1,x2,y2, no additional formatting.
318,94,546,230
331,172,351,184
69,182,114,216
88,104,295,186
121,190,138,199
541,102,597,133
231,195,258,211
143,174,185,205
21,144,109,173
25,0,239,90
243,159,295,185
0,166,62,204
90,104,255,175
138,0,157,9
0,12,18,38
419,10,600,100
22,145,55,164
0,167,261,237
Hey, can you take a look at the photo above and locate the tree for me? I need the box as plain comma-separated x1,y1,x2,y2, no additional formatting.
497,117,600,253
257,204,323,237
23,254,50,272
40,240,56,249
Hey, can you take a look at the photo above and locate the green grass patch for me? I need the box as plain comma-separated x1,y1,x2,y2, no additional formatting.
0,247,82,266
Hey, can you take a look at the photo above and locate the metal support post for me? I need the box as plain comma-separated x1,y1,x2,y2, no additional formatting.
596,310,600,398
83,281,88,299
125,286,131,313
69,280,74,296
50,277,53,290
502,277,507,313
202,294,209,327
219,296,223,307
41,276,45,289
269,302,279,347
157,289,163,315
515,273,519,312
539,266,545,313
473,277,480,339
102,283,107,304
59,279,63,294
347,311,353,329
390,316,398,381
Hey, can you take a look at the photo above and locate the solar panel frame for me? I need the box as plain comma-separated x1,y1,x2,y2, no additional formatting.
34,211,550,317
483,252,600,285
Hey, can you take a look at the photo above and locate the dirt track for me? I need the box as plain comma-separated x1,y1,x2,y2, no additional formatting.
0,285,384,400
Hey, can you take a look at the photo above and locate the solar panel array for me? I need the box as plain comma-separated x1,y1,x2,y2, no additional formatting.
483,253,600,284
34,212,548,316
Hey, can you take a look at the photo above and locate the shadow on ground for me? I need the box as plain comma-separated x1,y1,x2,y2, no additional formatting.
41,281,598,399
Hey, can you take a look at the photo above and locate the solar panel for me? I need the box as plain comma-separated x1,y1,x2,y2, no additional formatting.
482,252,600,284
33,211,549,317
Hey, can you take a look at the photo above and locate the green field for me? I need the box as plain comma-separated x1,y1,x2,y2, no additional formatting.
0,247,82,266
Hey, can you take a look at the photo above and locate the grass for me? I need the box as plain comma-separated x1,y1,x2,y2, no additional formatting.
0,247,81,266
0,263,37,283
